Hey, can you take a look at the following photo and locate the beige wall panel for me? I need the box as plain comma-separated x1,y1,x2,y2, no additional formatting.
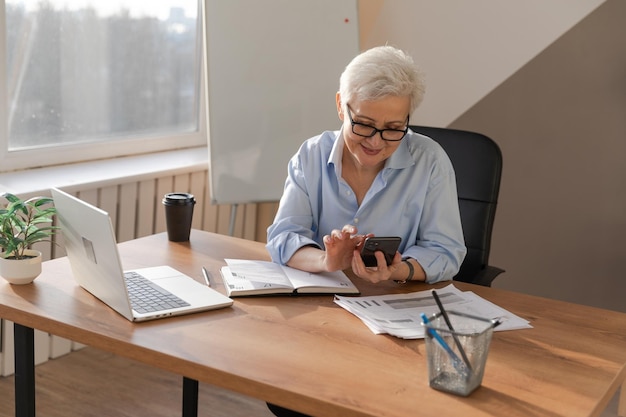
358,0,605,126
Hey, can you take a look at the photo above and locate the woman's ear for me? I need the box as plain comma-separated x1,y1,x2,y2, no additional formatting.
336,92,344,121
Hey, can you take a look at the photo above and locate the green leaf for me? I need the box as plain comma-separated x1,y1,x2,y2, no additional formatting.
1,193,59,257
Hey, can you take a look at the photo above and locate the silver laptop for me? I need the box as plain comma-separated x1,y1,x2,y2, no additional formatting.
51,188,233,322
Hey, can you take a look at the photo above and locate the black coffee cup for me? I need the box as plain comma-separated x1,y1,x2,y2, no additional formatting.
162,193,196,242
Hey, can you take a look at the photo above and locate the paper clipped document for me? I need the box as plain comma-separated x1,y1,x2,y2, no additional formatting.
221,259,359,297
334,284,532,339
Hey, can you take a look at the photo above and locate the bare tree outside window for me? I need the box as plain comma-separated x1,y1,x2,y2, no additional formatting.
4,0,201,162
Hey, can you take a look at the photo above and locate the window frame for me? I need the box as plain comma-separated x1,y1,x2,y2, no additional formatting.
0,0,207,174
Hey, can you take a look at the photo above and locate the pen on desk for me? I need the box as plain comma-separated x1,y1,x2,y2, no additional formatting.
432,290,473,372
201,267,212,287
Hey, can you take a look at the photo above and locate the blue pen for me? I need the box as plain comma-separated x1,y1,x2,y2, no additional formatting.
421,313,471,378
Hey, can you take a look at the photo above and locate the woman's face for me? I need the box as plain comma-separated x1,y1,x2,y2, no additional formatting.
336,94,410,171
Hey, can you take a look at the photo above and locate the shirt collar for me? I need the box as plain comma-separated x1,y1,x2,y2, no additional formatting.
328,129,344,168
385,136,414,169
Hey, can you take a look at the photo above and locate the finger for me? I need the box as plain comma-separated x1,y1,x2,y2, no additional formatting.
352,248,367,273
375,251,388,270
330,229,343,240
323,234,339,247
352,234,368,247
342,224,357,236
391,251,402,264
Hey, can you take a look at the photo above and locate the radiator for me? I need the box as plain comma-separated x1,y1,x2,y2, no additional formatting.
0,169,278,376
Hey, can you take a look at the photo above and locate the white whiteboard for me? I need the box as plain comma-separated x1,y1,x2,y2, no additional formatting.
204,0,359,204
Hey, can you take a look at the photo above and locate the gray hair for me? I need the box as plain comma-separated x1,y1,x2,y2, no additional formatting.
339,45,425,114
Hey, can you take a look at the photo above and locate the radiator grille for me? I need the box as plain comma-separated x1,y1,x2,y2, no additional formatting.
0,169,278,376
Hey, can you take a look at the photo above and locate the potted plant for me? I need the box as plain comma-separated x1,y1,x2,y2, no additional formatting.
0,193,58,284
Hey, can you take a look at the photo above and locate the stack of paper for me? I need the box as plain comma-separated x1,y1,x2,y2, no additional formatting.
334,284,532,339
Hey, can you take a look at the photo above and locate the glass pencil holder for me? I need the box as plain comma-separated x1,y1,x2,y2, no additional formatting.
422,311,496,396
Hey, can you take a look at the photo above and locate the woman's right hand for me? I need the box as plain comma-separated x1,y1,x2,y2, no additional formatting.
322,225,367,272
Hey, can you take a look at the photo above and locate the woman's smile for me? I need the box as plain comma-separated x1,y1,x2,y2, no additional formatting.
360,142,382,156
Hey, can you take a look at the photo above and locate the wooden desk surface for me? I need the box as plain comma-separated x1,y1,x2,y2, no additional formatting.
1,230,625,417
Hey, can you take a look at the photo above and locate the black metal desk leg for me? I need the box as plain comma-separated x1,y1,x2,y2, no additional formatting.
14,323,36,417
182,376,198,417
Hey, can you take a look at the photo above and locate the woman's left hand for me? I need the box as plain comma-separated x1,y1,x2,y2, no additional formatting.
351,248,403,283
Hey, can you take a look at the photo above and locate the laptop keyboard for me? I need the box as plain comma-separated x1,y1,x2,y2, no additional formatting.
124,271,190,313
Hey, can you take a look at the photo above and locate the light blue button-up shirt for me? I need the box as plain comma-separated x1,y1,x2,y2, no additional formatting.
266,129,466,283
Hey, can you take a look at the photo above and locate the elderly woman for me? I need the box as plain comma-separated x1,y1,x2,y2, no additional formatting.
265,45,466,417
266,45,466,288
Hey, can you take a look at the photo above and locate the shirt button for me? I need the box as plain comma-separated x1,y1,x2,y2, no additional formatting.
354,218,359,224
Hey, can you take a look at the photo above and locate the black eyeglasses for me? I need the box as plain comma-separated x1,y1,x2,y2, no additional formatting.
346,105,409,142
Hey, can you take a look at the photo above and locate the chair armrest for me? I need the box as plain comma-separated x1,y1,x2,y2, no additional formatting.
472,266,505,287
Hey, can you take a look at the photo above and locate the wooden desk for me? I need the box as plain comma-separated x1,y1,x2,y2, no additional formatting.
1,230,625,417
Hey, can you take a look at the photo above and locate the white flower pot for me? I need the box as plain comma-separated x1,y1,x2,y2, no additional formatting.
0,249,43,285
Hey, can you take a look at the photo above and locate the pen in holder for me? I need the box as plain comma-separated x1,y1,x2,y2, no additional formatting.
421,310,496,396
420,313,471,379
432,290,473,373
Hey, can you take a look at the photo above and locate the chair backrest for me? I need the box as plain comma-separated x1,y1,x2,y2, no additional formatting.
409,126,503,284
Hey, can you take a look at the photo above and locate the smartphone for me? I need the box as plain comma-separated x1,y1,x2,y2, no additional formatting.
360,236,402,267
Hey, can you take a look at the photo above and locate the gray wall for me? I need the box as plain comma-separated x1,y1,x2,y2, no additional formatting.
451,0,626,312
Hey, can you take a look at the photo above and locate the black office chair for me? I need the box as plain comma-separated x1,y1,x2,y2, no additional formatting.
409,126,504,287
266,127,505,417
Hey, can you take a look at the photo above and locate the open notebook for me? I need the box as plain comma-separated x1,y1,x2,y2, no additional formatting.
51,188,232,322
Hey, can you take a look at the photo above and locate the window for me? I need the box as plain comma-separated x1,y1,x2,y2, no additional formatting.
1,0,204,172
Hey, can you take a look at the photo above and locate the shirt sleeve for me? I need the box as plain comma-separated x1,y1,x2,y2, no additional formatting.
401,151,466,283
266,146,321,264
